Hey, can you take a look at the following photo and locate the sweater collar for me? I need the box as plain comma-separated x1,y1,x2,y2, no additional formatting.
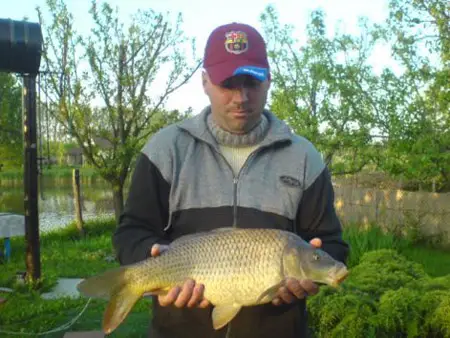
177,106,293,149
206,112,269,147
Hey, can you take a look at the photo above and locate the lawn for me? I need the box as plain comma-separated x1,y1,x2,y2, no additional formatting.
0,218,150,338
343,224,450,277
0,218,449,337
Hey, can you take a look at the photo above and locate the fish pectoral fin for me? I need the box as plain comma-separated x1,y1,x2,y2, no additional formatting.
211,304,242,330
78,267,144,335
255,282,283,304
103,284,142,335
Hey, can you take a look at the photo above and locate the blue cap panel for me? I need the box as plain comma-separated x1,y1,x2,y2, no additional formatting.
233,66,268,81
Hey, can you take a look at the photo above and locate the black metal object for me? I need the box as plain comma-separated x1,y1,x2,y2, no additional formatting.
0,18,43,282
23,75,41,281
0,19,43,74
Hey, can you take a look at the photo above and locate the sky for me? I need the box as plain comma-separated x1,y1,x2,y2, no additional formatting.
2,0,394,113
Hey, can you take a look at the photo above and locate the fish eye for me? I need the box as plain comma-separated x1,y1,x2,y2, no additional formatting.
312,252,320,261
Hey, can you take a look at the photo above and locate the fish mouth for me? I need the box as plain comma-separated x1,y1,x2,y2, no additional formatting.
329,267,349,288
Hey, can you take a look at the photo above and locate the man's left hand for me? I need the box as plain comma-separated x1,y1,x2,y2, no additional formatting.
272,237,322,306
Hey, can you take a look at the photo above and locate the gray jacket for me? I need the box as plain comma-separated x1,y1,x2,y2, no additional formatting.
114,107,349,338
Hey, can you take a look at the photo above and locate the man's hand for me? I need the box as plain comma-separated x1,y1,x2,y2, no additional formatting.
272,238,322,306
150,244,210,308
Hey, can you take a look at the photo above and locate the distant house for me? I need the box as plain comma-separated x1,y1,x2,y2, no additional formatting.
64,137,113,166
66,147,83,166
92,136,113,149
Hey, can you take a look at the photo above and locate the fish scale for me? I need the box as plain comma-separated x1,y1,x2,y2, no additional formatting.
139,228,287,305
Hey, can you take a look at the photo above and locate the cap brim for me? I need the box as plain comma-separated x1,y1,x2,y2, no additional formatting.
205,60,269,85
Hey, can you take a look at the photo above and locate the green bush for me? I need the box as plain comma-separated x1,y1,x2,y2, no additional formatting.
307,249,450,338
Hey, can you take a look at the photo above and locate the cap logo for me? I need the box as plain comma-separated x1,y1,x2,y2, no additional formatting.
224,31,248,54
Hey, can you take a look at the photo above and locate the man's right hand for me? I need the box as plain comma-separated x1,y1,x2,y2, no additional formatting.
150,244,210,309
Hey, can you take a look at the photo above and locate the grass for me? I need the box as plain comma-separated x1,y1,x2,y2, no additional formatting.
343,224,450,277
0,218,150,337
0,219,449,337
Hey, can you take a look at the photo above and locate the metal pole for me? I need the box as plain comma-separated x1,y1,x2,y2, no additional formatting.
23,74,41,282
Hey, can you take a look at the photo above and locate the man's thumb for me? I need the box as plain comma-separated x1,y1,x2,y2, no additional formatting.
151,243,169,257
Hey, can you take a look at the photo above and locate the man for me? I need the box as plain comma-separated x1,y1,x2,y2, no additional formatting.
113,22,349,338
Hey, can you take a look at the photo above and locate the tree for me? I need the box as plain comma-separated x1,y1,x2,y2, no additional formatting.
260,2,449,191
377,0,450,191
0,73,23,168
260,6,381,176
36,0,201,221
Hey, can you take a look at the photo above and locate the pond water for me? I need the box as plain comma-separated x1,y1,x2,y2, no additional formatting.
0,175,117,233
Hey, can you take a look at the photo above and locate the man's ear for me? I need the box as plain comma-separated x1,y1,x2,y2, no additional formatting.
202,70,209,94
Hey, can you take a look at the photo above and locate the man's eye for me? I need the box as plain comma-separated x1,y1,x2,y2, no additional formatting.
220,80,234,89
245,79,260,88
221,76,261,89
223,83,234,90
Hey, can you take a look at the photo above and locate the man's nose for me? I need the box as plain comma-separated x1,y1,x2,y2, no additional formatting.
232,86,249,103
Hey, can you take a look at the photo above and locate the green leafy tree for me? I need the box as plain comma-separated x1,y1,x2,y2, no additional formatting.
260,6,381,176
0,73,23,168
375,0,450,191
36,0,200,221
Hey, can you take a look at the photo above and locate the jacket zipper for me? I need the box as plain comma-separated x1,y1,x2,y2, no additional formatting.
233,177,238,227
214,147,264,338
227,149,260,228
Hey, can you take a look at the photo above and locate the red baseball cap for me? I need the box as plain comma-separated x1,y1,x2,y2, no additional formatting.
203,22,270,85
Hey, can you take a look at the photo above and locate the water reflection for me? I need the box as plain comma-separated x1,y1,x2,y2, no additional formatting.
0,176,117,232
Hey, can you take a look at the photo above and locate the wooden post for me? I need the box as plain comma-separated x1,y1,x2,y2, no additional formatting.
72,169,85,236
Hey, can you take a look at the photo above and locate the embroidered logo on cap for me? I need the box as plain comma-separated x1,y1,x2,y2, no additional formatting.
224,31,248,54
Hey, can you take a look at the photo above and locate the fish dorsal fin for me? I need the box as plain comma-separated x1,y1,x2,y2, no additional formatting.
211,303,242,330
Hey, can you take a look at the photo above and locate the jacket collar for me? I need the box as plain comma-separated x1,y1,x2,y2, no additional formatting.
177,106,293,149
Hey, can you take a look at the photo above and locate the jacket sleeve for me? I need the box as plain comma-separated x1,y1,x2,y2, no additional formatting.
295,167,349,264
113,152,171,265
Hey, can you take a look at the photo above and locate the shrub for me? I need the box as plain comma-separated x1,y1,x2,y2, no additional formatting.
307,249,450,337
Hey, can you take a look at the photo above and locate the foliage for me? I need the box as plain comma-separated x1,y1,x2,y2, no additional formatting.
0,218,150,337
375,0,450,192
307,249,450,337
0,73,23,168
36,0,200,221
343,223,450,274
1,218,450,337
260,0,449,191
261,7,380,176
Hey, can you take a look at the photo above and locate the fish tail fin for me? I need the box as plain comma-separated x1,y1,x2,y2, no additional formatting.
77,266,144,334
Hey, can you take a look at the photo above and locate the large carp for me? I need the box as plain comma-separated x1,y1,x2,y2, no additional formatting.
77,227,349,334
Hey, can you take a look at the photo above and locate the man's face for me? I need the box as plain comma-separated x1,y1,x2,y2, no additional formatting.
202,72,270,134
